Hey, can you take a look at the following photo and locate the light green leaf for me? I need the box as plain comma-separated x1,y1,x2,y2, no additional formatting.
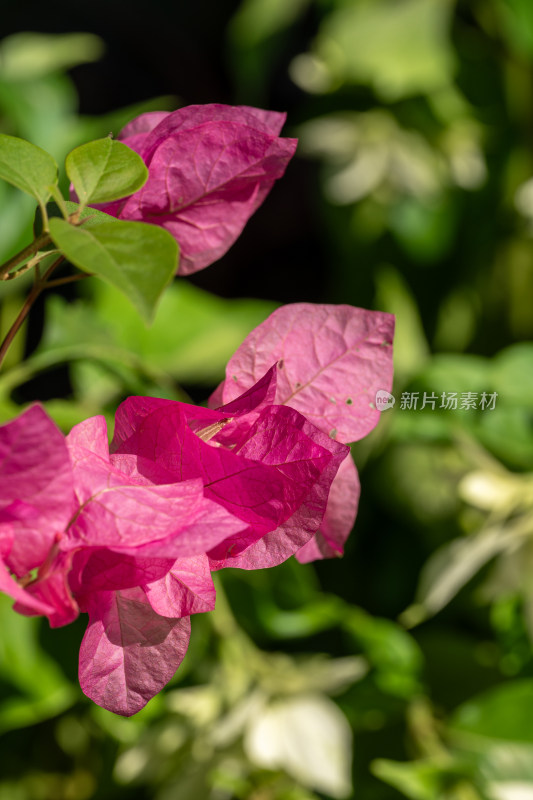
0,32,104,81
313,0,456,100
374,264,430,381
48,217,178,322
492,344,533,409
0,133,58,204
66,137,148,207
372,758,452,800
404,526,517,625
449,681,533,794
88,279,277,384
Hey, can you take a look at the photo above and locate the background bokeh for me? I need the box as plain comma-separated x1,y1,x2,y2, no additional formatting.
1,1,533,798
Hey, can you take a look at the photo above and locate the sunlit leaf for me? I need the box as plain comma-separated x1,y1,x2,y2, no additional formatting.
404,527,516,625
66,137,148,207
244,694,353,798
308,0,456,99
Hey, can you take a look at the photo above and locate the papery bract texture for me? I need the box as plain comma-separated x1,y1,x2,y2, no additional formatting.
209,303,394,563
63,415,246,557
79,587,191,716
95,104,297,275
0,407,244,715
211,303,395,445
111,372,349,569
0,405,76,577
295,453,360,563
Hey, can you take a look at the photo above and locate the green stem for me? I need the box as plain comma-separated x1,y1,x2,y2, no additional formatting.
49,185,70,220
0,283,43,368
0,232,51,280
38,198,50,232
0,255,65,369
3,250,60,281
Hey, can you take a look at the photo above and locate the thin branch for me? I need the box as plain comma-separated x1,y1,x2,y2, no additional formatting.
0,283,42,368
2,250,61,281
45,272,92,289
0,254,66,369
0,232,51,279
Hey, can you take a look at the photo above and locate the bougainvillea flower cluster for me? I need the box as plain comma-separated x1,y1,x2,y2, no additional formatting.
95,104,298,275
0,303,393,715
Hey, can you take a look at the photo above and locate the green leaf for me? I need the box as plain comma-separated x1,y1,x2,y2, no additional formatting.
230,0,310,46
48,217,178,322
372,758,465,800
0,133,58,204
404,526,514,626
90,280,278,384
450,679,533,745
65,137,148,207
448,680,533,793
492,344,533,409
344,607,424,698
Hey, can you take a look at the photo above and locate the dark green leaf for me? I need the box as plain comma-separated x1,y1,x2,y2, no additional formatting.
48,217,178,322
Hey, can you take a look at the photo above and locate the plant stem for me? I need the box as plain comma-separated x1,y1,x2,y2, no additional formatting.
0,284,42,367
45,272,92,289
0,255,65,369
0,232,52,280
3,250,60,281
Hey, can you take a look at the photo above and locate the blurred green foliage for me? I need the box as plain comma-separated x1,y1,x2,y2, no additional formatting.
1,5,533,799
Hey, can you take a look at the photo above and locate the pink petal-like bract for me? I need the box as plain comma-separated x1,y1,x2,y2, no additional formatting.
96,104,297,275
206,402,349,569
209,303,394,563
0,405,76,577
295,452,360,563
143,555,216,617
79,587,191,716
64,416,245,557
210,303,395,445
112,387,349,566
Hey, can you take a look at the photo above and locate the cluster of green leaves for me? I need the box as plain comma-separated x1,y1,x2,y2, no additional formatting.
0,132,177,323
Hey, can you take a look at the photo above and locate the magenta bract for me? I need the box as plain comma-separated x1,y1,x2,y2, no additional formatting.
211,303,395,444
0,300,394,715
112,369,349,569
0,407,243,715
295,452,360,563
97,104,297,275
0,405,76,577
79,588,191,717
209,303,394,561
